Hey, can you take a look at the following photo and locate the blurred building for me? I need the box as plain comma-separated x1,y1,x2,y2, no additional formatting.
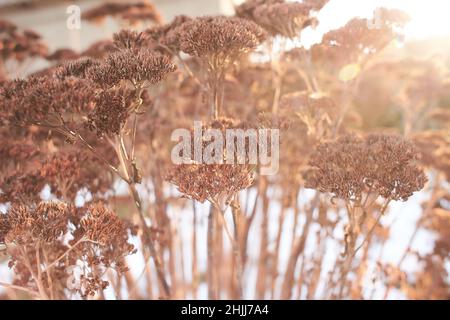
0,0,235,51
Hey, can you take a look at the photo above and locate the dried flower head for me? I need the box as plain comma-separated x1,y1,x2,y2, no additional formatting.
82,2,163,26
5,202,70,244
0,171,45,203
145,15,192,54
179,16,267,66
166,118,255,204
112,30,147,50
312,10,408,68
2,201,135,299
88,48,176,87
242,1,317,38
39,150,113,199
80,203,133,251
0,19,48,62
56,58,100,80
81,40,116,59
0,76,96,125
0,138,40,170
46,48,80,62
87,87,136,136
305,134,427,201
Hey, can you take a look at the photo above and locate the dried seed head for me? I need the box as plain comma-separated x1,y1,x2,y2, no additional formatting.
5,202,70,244
46,48,80,62
112,29,147,50
166,118,255,204
145,15,192,54
82,2,163,26
305,134,427,201
56,57,101,80
81,40,116,59
0,19,48,62
0,76,96,125
252,2,316,38
87,87,135,136
179,16,267,63
312,10,409,68
237,0,328,38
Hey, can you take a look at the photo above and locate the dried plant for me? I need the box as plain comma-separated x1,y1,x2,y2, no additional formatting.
82,1,163,26
0,0,448,301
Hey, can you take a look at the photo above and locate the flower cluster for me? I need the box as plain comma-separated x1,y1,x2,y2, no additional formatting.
0,76,96,126
1,150,113,202
0,19,48,62
88,48,176,87
112,29,148,50
1,201,135,299
305,134,427,201
56,58,100,80
312,10,408,68
166,118,255,204
145,15,192,54
178,16,267,67
82,2,163,26
87,87,135,136
237,0,322,38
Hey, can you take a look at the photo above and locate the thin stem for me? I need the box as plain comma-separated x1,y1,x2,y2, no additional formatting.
207,205,218,299
116,131,171,298
0,281,39,298
42,238,87,273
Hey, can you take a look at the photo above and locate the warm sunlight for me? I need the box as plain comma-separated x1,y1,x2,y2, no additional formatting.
281,0,450,46
316,0,450,39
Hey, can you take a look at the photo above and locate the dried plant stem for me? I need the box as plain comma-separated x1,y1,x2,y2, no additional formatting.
241,191,259,267
0,281,39,298
270,206,286,299
280,195,316,300
42,237,86,273
207,205,218,299
115,131,171,298
0,59,6,81
191,201,199,299
230,199,244,299
352,199,391,258
20,246,49,300
383,175,442,299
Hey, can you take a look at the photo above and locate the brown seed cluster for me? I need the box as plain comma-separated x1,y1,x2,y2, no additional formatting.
56,58,101,80
312,10,409,68
88,48,176,87
0,201,135,299
112,29,148,50
0,76,96,125
237,0,319,38
166,118,255,204
178,16,267,64
82,2,163,26
306,134,427,201
87,87,135,136
1,150,112,203
0,0,447,301
145,15,193,54
0,19,48,62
